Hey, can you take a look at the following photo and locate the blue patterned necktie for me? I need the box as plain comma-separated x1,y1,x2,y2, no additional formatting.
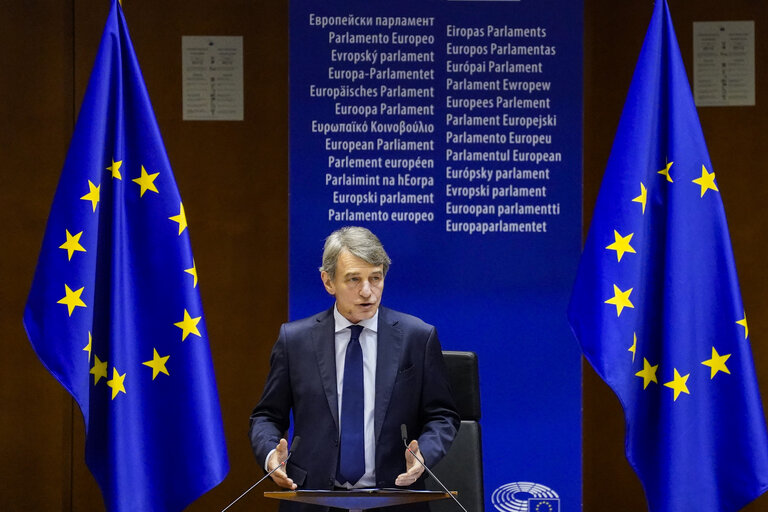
337,324,365,485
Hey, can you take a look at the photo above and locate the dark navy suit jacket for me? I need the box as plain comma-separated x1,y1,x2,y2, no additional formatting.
249,306,459,511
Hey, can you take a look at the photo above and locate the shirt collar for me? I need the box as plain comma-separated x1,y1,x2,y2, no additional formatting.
333,304,379,333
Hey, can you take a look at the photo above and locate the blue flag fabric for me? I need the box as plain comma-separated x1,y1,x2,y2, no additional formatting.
568,2,768,511
23,1,228,510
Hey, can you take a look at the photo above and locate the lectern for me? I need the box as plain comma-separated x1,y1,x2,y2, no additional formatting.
265,489,454,512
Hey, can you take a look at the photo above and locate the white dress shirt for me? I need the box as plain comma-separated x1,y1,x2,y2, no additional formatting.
333,305,378,488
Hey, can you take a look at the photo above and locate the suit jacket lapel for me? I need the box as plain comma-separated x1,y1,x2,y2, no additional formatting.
312,308,340,433
374,307,403,445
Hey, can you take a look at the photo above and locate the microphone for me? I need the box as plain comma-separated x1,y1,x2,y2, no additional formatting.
400,425,468,512
221,436,301,512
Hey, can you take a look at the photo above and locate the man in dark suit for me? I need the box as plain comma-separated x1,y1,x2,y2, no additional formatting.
249,226,459,511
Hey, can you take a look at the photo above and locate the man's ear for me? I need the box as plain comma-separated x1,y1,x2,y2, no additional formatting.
321,271,335,295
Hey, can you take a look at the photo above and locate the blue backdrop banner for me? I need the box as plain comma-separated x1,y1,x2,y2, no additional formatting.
289,1,583,509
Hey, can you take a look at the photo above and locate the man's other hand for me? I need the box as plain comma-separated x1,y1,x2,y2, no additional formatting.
395,439,425,486
268,438,297,490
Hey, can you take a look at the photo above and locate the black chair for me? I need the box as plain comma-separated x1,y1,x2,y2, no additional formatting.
426,351,484,512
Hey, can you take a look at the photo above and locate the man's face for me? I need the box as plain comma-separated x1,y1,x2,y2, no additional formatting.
321,249,384,324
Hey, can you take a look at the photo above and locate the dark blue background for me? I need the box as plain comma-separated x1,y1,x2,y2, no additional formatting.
289,1,583,509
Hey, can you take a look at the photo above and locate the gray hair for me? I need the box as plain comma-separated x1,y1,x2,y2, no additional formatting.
319,226,391,279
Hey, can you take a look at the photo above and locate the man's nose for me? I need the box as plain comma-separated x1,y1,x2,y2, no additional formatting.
360,280,372,296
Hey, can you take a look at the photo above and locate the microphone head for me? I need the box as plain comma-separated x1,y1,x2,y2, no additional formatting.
289,435,301,454
400,424,408,442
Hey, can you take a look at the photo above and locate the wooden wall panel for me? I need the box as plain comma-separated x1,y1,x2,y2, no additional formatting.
0,1,75,510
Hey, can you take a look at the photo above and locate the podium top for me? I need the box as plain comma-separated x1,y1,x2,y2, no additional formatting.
264,489,454,511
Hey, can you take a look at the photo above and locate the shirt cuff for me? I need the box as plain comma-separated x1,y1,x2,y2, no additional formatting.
264,448,277,472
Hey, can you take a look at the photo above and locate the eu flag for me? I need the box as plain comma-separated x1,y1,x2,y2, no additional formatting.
23,1,228,510
568,1,768,510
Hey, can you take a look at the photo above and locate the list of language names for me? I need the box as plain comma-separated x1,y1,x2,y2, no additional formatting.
306,13,566,235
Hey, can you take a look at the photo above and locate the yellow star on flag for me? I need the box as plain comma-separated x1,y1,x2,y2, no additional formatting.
635,358,658,389
737,314,749,339
107,159,122,180
133,165,159,197
628,332,637,363
702,346,731,379
605,284,634,317
658,161,673,182
185,260,199,287
57,284,87,316
169,202,187,235
90,355,108,385
107,367,127,399
632,182,648,214
664,368,690,401
606,230,636,262
143,349,170,380
174,309,202,341
83,331,92,362
59,229,86,261
692,165,719,197
80,180,100,212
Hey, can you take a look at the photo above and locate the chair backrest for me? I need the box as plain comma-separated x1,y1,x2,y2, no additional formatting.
426,351,484,512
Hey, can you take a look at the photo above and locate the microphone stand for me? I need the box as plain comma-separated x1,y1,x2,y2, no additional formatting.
401,425,469,512
221,437,301,512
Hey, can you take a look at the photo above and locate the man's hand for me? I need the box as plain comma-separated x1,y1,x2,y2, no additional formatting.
395,439,425,487
267,438,297,490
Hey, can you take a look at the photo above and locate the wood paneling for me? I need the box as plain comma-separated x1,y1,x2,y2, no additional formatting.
0,1,75,510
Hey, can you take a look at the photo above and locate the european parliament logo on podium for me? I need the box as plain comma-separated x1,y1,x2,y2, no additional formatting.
491,481,560,512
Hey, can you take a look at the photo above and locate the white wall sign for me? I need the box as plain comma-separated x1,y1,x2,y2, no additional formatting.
693,21,755,107
182,36,244,121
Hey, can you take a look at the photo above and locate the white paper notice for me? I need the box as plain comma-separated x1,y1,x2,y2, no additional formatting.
693,21,754,107
182,36,244,120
